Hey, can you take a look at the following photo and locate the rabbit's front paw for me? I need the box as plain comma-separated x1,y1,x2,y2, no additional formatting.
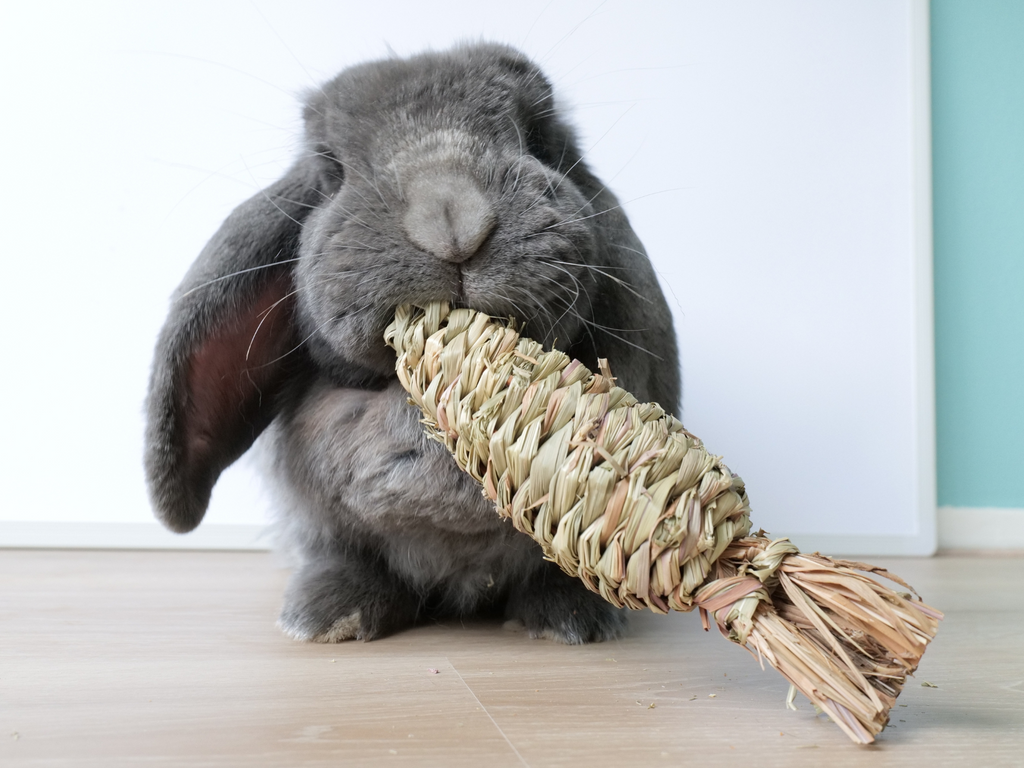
505,564,628,645
288,611,363,643
278,557,420,642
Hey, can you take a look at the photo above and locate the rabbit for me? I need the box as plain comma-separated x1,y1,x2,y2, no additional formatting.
145,42,681,645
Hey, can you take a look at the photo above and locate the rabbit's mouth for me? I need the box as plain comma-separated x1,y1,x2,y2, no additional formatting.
452,263,467,306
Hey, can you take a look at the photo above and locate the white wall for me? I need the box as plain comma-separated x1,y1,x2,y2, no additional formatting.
0,1,934,553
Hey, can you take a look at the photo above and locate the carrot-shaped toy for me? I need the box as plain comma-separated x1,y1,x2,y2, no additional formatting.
384,302,941,745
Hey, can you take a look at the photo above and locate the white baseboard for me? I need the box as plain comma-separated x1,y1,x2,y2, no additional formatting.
776,534,936,557
2,523,931,555
937,506,1024,551
2,523,936,556
5,512,1019,554
0,522,271,550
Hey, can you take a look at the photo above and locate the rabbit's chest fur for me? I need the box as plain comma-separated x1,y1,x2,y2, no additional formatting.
268,377,539,607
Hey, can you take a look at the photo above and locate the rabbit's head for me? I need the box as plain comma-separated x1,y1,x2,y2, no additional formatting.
294,44,606,378
145,43,679,535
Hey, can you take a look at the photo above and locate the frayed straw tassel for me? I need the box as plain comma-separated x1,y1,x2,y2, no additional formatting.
385,303,942,745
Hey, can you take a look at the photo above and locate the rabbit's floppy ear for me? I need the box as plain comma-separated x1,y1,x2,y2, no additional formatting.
561,158,681,413
145,158,338,533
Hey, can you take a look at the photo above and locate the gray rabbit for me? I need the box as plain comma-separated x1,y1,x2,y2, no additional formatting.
145,43,680,644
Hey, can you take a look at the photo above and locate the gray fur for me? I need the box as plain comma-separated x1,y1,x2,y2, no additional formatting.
145,43,680,644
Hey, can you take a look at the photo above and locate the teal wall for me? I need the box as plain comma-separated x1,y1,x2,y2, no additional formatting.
932,1,1024,508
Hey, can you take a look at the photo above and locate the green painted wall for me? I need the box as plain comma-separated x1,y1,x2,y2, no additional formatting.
932,1,1024,508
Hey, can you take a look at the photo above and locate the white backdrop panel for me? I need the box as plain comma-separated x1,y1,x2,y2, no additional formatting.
0,1,934,553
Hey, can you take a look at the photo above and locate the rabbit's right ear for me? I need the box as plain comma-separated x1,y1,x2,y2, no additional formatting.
145,157,340,533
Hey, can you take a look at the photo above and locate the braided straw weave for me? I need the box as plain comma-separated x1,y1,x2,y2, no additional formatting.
385,302,942,745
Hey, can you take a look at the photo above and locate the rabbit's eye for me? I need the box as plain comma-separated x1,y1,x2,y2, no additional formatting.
313,143,346,181
525,125,553,168
498,53,533,79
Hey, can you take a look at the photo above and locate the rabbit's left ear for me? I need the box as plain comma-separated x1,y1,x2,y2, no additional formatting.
144,158,338,534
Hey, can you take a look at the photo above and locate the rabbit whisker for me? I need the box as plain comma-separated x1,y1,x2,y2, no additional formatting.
353,272,384,291
543,204,617,229
517,169,564,216
250,288,387,371
551,101,635,195
550,294,649,333
544,289,659,359
545,258,650,303
251,4,329,106
535,263,584,332
245,283,307,362
541,289,598,357
245,267,378,361
350,239,392,252
177,256,302,300
556,139,644,225
252,314,335,370
550,187,687,232
332,244,383,253
328,202,386,237
308,183,339,206
507,116,527,199
236,154,310,229
489,289,530,321
138,50,321,114
343,180,386,213
265,193,321,211
500,284,548,333
305,149,391,211
533,259,659,359
611,242,648,258
158,155,286,219
538,0,609,68
370,167,389,211
586,325,662,360
311,157,389,215
528,263,598,350
250,186,303,229
556,135,571,176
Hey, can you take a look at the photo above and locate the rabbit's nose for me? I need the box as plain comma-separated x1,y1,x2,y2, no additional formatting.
402,172,495,263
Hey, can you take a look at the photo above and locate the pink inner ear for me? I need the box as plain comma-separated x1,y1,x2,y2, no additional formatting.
184,273,296,468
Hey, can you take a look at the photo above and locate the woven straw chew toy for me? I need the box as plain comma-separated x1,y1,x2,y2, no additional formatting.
385,302,941,745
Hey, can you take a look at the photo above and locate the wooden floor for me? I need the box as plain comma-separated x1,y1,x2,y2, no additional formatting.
1,550,1021,767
